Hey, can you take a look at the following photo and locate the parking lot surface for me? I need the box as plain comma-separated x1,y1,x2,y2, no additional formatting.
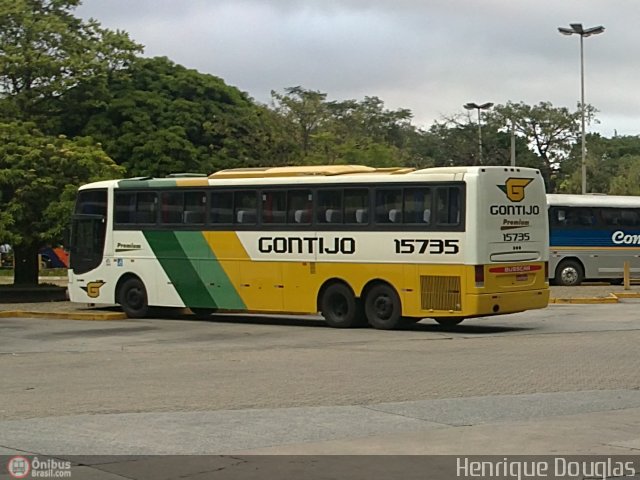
1,300,640,458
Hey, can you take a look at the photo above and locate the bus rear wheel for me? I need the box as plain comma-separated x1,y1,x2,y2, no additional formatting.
320,283,363,328
365,283,402,330
555,260,584,286
118,277,149,318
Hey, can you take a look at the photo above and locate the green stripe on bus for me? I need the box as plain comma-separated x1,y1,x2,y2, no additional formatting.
173,231,246,310
143,231,216,308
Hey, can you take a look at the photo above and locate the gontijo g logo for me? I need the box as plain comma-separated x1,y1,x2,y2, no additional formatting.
80,280,106,298
498,178,533,202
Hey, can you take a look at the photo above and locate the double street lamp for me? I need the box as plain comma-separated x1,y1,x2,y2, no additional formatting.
558,23,605,194
463,102,494,165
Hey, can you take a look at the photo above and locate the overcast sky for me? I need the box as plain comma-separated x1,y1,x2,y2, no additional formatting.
77,0,639,137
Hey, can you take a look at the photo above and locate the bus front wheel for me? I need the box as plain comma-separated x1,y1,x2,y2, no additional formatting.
118,277,149,318
555,260,584,286
365,283,402,330
320,283,363,328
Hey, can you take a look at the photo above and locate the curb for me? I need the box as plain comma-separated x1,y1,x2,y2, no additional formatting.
0,310,127,321
549,292,640,304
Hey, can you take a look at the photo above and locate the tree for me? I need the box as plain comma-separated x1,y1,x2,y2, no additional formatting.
608,157,640,195
270,88,426,167
489,102,595,191
0,122,123,285
271,86,328,158
0,0,140,284
0,0,141,126
424,113,540,170
557,134,640,193
66,56,278,175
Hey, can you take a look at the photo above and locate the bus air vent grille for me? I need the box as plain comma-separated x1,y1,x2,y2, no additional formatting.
420,276,462,311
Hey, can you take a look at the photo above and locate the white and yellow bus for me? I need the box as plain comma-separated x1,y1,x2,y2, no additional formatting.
68,165,549,329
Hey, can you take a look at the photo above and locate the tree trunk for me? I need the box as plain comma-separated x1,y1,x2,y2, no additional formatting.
13,244,40,286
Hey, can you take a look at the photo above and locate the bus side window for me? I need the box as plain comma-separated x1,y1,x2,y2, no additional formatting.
317,189,343,224
403,187,431,225
210,191,233,224
287,190,312,225
136,192,157,224
183,191,205,225
435,186,461,227
621,209,640,227
344,189,368,224
115,192,136,224
234,191,257,225
160,191,183,224
375,189,401,224
262,191,286,224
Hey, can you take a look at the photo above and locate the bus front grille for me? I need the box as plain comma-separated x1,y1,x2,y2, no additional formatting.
420,276,462,311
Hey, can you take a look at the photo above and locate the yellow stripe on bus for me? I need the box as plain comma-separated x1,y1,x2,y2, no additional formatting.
175,179,211,187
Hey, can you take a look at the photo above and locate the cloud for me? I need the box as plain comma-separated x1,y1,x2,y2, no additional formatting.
77,0,640,136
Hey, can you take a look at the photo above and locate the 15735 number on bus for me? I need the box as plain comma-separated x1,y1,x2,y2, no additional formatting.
394,239,460,255
502,233,530,242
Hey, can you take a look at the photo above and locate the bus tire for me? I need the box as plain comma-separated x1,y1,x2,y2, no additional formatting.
435,317,464,328
555,260,584,286
118,277,149,318
320,283,363,328
365,283,402,330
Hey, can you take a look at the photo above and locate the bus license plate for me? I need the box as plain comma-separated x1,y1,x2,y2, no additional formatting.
516,274,528,281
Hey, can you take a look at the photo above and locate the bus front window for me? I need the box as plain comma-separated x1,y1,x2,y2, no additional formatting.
70,189,107,274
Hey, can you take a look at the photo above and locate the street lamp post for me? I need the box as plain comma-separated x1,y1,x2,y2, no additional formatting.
463,102,493,165
558,23,605,194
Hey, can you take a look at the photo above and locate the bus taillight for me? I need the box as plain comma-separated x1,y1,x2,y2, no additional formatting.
475,265,485,287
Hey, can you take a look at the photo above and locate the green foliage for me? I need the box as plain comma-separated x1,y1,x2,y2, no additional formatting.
0,122,123,246
65,56,277,176
0,0,142,125
489,101,588,190
270,87,425,167
608,157,640,195
556,134,640,194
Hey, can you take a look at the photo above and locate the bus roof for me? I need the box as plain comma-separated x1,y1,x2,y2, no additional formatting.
547,193,640,208
208,165,414,178
77,165,542,190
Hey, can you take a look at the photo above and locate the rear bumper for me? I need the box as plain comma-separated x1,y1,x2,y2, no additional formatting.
464,288,550,317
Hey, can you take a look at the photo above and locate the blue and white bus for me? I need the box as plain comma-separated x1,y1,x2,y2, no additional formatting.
548,194,640,286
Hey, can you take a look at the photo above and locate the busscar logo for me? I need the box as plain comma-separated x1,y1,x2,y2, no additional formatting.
498,177,533,202
81,280,106,298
